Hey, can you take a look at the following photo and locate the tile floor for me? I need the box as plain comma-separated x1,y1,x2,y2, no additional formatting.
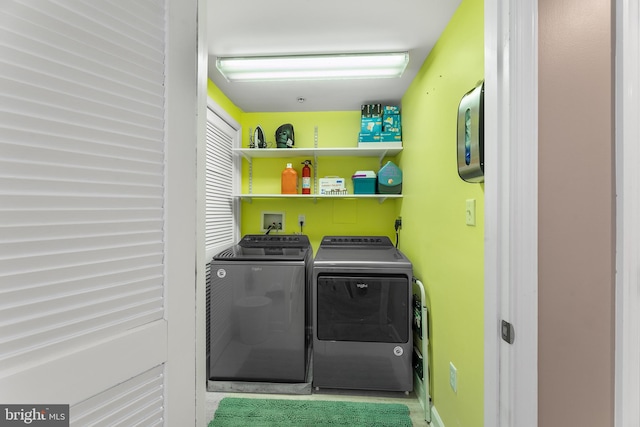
205,389,429,426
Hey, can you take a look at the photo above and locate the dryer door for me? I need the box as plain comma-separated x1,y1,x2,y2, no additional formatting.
316,274,409,343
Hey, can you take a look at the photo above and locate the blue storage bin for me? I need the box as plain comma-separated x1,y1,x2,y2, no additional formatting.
352,171,377,194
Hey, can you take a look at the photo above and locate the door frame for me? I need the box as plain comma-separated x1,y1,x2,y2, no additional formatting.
484,1,538,426
196,1,640,425
166,0,201,424
194,0,541,425
615,1,640,426
195,0,208,424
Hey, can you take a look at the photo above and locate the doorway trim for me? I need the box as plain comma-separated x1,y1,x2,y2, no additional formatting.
484,1,538,426
195,0,540,425
196,0,208,424
615,1,640,426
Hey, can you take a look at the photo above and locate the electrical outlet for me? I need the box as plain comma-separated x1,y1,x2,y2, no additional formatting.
465,199,476,226
298,214,305,225
394,217,402,230
449,362,458,393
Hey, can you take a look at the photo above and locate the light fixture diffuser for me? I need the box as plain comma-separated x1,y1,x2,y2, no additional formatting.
216,52,409,82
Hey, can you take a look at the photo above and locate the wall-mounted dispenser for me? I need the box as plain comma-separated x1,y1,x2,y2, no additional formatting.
457,81,484,183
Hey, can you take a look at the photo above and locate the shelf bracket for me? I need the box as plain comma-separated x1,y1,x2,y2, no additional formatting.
239,151,252,163
378,149,389,167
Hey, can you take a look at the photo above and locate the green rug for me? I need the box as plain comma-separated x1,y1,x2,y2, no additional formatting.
208,397,413,427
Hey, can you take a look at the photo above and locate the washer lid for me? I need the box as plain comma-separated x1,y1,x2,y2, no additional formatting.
315,236,411,267
213,234,311,261
240,234,310,248
213,245,309,261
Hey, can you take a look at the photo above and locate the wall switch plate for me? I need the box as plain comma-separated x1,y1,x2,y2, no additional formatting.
449,362,458,393
465,199,476,226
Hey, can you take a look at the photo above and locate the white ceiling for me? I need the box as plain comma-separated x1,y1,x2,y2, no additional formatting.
207,0,462,112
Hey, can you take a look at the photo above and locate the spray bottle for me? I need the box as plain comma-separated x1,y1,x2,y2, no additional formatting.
301,160,312,194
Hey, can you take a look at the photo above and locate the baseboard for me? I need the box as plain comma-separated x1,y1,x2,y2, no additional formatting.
430,406,445,427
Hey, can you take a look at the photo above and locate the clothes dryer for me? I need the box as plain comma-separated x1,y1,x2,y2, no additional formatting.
312,236,413,392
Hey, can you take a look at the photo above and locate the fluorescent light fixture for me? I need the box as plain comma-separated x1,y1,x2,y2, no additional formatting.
216,52,409,82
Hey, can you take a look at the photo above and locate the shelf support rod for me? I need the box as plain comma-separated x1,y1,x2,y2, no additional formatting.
314,126,319,195
248,159,253,194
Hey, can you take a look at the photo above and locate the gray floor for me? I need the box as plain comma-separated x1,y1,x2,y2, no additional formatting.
205,388,429,426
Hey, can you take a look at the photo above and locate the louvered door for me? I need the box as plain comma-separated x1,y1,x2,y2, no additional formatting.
0,0,198,425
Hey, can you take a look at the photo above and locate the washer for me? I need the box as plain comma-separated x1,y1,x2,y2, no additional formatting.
312,236,413,392
208,234,312,383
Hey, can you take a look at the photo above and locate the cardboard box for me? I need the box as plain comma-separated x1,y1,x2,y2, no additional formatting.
383,114,401,133
361,103,382,117
358,132,381,142
383,105,400,115
360,117,382,133
380,131,402,142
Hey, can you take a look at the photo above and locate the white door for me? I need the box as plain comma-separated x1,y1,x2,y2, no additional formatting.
0,1,198,425
615,1,640,425
485,1,538,426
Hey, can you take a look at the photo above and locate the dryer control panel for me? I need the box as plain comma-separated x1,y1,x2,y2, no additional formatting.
319,236,393,247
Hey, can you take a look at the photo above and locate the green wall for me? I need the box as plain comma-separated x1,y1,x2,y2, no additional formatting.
399,0,484,425
238,112,400,251
206,83,401,250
